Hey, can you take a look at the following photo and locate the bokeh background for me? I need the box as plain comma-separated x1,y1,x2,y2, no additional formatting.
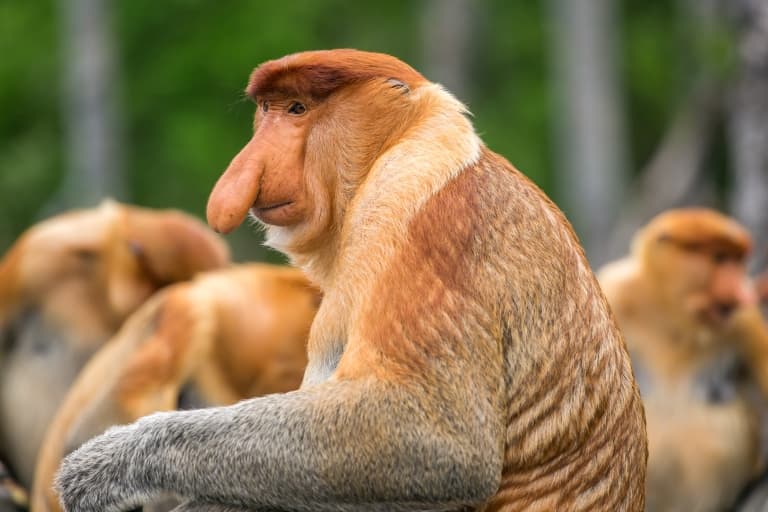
1,0,767,270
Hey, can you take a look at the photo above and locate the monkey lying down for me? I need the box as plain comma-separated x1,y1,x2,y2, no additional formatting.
56,49,647,512
0,200,229,498
33,263,320,512
598,208,768,512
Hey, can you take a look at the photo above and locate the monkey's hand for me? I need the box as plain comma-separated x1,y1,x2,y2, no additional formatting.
55,422,147,512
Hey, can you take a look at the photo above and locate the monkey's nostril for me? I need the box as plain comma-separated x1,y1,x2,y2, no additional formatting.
715,302,737,319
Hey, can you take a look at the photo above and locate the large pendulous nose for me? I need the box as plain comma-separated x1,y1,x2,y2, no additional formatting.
206,138,263,234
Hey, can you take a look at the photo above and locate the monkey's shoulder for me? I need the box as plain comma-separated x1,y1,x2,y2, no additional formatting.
597,258,642,308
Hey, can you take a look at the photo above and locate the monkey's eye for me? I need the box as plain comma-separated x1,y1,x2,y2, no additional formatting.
712,251,729,264
262,100,269,113
287,102,307,115
127,240,144,258
74,248,99,262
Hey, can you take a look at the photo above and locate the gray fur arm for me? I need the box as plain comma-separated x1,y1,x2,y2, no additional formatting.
170,502,248,512
55,379,502,512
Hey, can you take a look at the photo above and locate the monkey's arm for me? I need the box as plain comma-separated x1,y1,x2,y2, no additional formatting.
56,375,502,512
170,503,247,512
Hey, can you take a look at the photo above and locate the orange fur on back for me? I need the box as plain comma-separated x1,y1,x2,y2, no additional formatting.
32,264,318,512
0,201,228,489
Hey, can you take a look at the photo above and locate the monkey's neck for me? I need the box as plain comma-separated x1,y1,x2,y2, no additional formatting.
297,84,484,369
286,83,482,295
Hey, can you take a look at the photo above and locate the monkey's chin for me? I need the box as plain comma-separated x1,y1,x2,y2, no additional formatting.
250,202,299,227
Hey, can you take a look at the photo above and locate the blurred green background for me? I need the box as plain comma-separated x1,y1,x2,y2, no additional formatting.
1,0,766,268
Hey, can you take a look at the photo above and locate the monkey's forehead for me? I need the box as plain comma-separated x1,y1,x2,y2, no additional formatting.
246,49,427,101
644,208,752,254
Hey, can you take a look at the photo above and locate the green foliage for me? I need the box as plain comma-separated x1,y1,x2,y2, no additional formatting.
473,1,551,191
622,0,685,171
0,0,722,261
0,0,62,250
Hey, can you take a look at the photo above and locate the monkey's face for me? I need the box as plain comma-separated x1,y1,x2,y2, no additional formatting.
207,50,427,254
651,238,755,329
637,209,755,332
207,84,418,240
208,97,312,234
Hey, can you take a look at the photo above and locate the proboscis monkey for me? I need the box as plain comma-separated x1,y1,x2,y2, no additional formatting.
32,264,319,512
0,200,229,490
598,208,768,512
56,49,646,512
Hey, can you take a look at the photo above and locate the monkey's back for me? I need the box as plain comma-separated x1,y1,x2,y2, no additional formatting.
461,150,647,511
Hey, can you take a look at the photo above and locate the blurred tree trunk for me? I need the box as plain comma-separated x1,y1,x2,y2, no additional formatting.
421,0,476,103
605,0,726,262
50,0,125,212
548,0,629,267
727,0,768,272
607,82,722,257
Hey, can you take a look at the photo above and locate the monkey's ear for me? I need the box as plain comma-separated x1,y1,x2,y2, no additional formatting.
385,78,410,94
128,209,230,283
105,207,230,317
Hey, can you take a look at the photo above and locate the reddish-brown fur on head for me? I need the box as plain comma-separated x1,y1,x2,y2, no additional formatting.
246,49,426,102
637,208,752,261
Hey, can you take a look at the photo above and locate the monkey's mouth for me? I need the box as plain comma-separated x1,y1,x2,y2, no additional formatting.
250,201,300,226
252,201,293,215
696,303,738,327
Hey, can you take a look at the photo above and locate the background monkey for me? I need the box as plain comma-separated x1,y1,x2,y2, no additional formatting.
56,49,646,512
33,264,319,512
0,200,229,492
598,208,767,512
